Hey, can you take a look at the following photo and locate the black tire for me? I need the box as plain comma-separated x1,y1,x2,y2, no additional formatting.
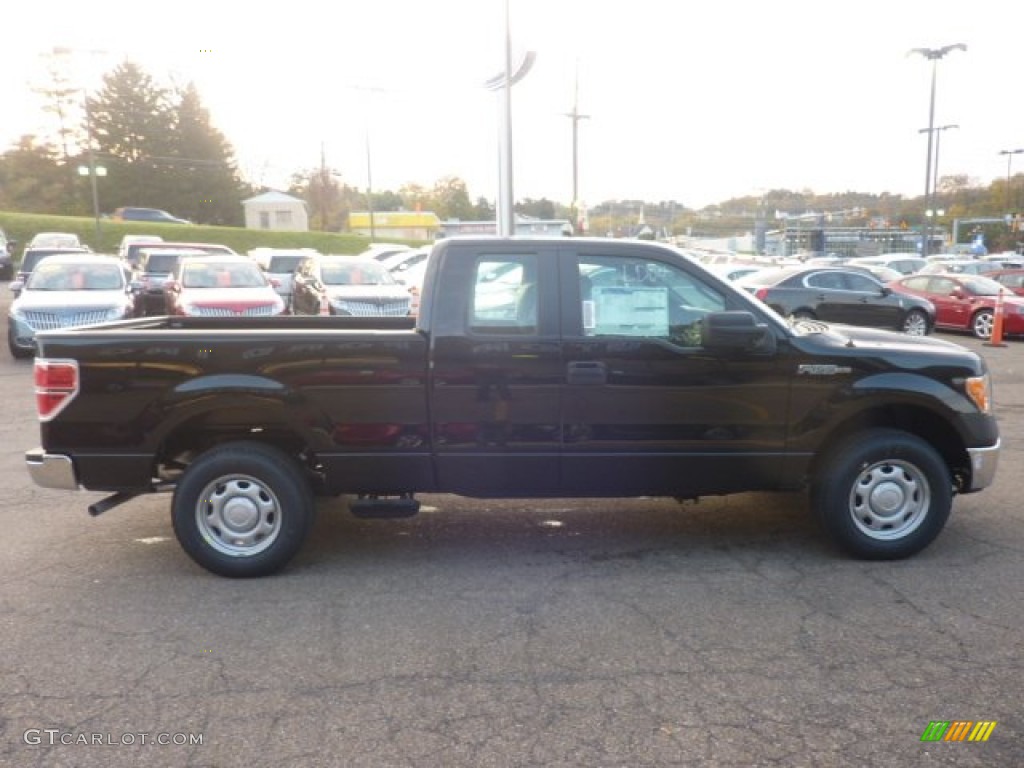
171,441,315,577
901,308,930,336
7,324,32,359
971,309,993,340
811,429,952,560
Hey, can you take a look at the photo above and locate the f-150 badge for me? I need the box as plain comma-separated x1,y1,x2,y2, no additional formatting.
797,364,852,375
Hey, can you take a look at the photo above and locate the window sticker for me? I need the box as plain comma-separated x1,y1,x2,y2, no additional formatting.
592,286,669,336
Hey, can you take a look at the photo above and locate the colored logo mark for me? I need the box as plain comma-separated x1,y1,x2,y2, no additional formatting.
920,720,997,742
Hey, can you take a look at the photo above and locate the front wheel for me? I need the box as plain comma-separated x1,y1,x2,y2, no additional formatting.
811,429,952,559
971,310,994,339
901,309,930,336
172,442,315,577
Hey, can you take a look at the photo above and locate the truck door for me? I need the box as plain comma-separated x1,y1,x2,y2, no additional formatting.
429,242,562,495
558,246,790,497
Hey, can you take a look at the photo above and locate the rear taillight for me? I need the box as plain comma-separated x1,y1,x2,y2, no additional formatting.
754,287,769,302
34,359,79,421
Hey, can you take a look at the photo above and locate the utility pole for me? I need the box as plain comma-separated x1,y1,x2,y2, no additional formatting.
563,62,589,235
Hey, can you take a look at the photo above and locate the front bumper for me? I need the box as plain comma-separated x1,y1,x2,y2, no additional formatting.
25,448,79,490
966,440,1000,492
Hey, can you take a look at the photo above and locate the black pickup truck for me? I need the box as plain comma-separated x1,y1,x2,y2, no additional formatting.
25,237,1000,576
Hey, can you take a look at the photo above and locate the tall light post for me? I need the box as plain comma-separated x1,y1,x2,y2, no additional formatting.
563,61,589,235
483,0,535,237
910,44,966,255
998,148,1024,212
919,124,958,247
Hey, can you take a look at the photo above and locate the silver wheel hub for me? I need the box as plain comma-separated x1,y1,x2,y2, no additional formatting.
223,497,260,531
196,475,282,557
849,460,930,541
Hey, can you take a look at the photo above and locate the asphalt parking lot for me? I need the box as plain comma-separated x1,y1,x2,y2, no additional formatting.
1,295,1021,767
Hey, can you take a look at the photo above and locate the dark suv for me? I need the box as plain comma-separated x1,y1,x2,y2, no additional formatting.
112,207,191,225
134,248,209,315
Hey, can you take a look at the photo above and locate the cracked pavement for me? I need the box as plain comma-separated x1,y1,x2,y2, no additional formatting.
1,316,1020,766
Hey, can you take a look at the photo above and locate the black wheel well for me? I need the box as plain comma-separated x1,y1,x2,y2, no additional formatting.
157,409,321,487
810,404,970,490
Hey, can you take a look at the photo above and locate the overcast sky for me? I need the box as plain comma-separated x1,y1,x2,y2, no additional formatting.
2,0,1021,210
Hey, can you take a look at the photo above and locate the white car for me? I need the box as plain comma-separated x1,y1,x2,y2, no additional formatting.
28,232,83,249
291,256,413,316
8,254,134,358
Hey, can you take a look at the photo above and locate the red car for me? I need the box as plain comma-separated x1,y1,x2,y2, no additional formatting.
164,255,286,317
889,273,1024,339
987,269,1024,296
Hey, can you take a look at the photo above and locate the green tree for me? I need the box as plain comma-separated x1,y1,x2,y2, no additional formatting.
472,196,494,220
431,175,473,220
0,136,70,214
516,197,556,219
87,60,175,210
165,82,246,225
290,165,348,231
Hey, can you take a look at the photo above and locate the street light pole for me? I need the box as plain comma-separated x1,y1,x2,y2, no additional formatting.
483,0,535,237
910,44,966,256
998,148,1024,212
84,96,101,242
919,124,958,247
564,62,589,235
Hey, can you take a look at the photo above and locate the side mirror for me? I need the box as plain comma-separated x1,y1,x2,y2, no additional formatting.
702,311,776,354
880,286,892,296
950,287,965,299
10,280,24,295
269,277,281,288
165,280,181,293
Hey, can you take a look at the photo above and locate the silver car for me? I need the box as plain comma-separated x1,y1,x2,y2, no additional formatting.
8,254,134,358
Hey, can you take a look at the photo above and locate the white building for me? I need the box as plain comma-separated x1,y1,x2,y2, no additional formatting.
242,191,309,232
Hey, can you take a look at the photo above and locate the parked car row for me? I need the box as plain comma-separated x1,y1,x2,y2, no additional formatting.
735,266,935,336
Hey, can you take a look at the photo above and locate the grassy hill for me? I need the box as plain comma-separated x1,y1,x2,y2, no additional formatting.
0,211,420,257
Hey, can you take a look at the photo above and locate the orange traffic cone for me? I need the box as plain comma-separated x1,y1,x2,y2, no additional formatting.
984,288,1007,348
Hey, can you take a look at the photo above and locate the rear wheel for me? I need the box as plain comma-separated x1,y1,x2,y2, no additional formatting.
901,309,930,336
971,310,994,339
811,429,952,559
171,442,315,577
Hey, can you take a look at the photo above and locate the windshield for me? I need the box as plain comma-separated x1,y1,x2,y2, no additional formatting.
21,250,79,273
144,254,183,273
27,262,124,291
268,255,304,273
320,261,395,286
182,261,266,289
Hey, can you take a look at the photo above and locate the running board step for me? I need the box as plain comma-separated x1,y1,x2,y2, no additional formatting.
349,493,420,519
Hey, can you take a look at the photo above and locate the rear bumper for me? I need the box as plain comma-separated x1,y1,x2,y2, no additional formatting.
966,440,1000,492
25,448,79,490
